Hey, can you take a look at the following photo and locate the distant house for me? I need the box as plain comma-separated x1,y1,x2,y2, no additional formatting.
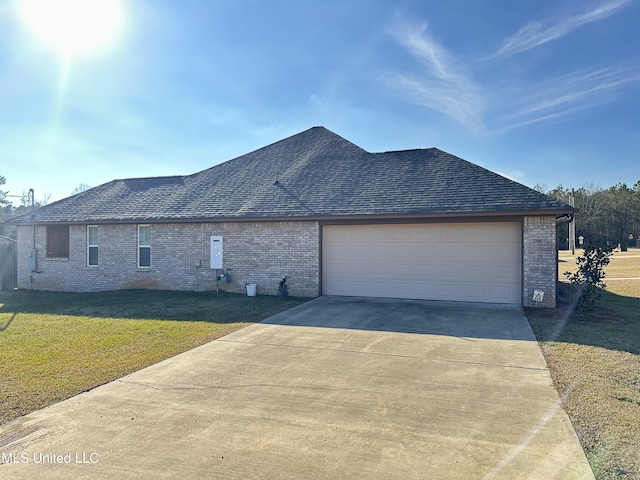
9,127,573,307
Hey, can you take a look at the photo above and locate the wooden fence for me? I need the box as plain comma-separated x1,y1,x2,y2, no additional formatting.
0,237,17,290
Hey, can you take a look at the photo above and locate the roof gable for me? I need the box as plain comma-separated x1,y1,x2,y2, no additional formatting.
10,127,572,224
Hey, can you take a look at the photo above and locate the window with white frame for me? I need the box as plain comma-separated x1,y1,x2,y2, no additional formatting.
138,225,151,268
87,226,98,266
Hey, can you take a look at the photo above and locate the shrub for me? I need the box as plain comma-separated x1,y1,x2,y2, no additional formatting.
564,245,612,309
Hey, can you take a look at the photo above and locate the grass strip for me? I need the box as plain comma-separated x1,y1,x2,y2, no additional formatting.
0,290,308,425
527,250,640,479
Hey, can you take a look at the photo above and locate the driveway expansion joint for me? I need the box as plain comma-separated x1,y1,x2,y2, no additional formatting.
116,379,336,392
217,338,548,372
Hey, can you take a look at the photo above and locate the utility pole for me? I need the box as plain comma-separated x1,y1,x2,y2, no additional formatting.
7,189,38,271
29,189,36,251
569,190,575,255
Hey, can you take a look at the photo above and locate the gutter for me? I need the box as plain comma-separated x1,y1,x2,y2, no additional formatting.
555,211,578,227
11,208,578,226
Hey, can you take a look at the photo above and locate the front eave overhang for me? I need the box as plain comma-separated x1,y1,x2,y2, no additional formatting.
13,208,577,226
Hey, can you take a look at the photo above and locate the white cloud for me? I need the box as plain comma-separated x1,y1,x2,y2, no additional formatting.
489,0,632,59
504,62,640,129
385,21,484,133
384,9,637,135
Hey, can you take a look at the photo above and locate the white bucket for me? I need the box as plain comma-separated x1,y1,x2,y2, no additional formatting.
246,283,257,296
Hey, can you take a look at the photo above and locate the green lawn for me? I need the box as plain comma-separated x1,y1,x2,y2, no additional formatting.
527,248,640,479
0,290,309,425
4,254,639,478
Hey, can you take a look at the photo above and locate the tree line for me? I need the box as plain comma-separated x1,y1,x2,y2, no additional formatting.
538,181,640,248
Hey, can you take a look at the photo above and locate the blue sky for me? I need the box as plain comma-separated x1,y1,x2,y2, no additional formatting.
1,0,639,205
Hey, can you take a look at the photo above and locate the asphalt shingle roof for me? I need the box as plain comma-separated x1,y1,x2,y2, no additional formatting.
11,127,573,224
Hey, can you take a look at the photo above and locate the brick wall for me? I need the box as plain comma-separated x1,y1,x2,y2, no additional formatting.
522,216,557,308
17,216,560,306
17,221,320,297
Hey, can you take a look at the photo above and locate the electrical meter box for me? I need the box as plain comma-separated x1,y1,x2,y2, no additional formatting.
210,236,223,269
28,249,38,271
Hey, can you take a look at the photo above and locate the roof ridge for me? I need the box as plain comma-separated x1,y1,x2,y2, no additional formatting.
188,126,368,178
7,128,575,225
111,174,187,183
376,147,438,154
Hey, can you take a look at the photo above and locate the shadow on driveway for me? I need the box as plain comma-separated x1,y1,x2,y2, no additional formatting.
262,295,534,341
0,295,593,480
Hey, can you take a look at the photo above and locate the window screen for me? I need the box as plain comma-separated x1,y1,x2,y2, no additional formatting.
46,225,69,258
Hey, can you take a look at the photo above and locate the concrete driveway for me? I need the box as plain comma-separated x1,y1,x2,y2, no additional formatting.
0,296,593,479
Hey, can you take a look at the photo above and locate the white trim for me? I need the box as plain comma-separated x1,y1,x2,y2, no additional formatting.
137,224,151,268
87,225,99,267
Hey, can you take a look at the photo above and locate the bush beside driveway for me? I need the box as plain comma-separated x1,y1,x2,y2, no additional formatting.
527,249,640,479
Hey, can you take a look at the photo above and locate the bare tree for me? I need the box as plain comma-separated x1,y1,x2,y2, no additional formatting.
72,183,91,195
0,175,8,223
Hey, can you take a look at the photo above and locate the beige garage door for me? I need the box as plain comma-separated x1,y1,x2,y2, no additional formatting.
322,223,522,304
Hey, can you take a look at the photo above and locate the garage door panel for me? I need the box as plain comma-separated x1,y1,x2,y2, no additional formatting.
434,244,459,259
325,244,350,258
490,285,517,303
353,227,390,242
413,283,438,296
442,264,466,279
361,245,385,260
464,264,486,280
329,227,350,242
484,245,504,259
413,228,440,242
395,244,415,257
503,244,521,259
490,264,518,281
391,228,413,241
411,245,436,261
485,224,519,241
438,283,462,299
466,245,486,258
439,225,465,242
327,263,353,275
323,223,522,304
463,285,486,301
383,246,412,262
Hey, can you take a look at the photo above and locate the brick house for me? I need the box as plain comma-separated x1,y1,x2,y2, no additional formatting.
9,127,573,307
